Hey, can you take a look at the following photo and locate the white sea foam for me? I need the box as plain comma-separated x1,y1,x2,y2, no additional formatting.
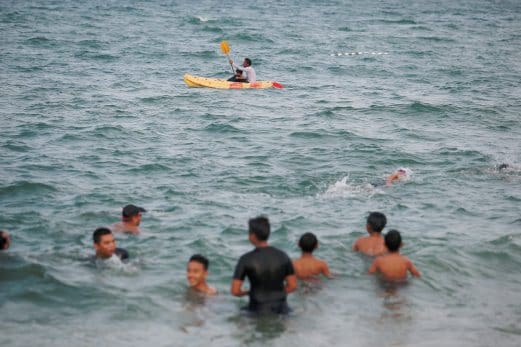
320,176,380,198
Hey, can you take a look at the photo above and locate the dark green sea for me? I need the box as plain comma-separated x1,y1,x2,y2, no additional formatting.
1,0,520,346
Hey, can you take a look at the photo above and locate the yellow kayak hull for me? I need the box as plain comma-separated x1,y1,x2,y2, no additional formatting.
183,74,283,89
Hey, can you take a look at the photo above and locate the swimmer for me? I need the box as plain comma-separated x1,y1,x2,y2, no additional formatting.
0,230,10,250
353,212,388,256
93,227,129,261
293,232,332,280
497,163,509,171
385,168,410,186
231,216,297,314
110,204,146,234
368,229,420,281
186,254,217,295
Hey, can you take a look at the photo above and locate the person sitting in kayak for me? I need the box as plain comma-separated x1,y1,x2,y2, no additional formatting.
228,57,256,83
228,68,246,82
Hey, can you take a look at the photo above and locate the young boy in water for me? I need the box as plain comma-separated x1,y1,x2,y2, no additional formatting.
293,232,332,279
186,254,217,295
368,229,421,281
352,212,388,256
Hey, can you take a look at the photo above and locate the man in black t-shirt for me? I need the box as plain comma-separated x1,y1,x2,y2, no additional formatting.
231,216,297,314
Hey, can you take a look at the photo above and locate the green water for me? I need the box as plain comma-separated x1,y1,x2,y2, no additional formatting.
1,0,520,346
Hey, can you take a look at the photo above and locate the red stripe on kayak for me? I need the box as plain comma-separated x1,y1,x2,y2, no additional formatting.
272,82,283,89
230,83,243,89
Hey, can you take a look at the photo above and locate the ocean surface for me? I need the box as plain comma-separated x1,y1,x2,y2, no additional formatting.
1,0,520,346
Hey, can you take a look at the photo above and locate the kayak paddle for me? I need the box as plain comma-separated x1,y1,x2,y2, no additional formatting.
220,40,235,74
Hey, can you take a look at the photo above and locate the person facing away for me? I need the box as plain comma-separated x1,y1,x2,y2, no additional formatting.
110,204,146,234
186,254,217,295
352,212,388,256
292,232,332,280
231,216,297,314
228,57,256,83
93,227,129,261
0,230,10,250
368,229,420,281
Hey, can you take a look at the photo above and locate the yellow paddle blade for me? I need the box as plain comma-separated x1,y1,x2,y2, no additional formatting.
220,41,230,55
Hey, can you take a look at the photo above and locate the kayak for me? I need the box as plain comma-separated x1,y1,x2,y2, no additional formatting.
183,74,283,89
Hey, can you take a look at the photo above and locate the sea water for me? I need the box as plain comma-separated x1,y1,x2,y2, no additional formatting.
1,0,520,346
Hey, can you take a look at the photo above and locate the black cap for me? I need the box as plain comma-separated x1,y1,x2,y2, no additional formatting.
122,204,146,217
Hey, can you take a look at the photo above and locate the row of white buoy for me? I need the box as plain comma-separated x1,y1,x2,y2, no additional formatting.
331,52,389,56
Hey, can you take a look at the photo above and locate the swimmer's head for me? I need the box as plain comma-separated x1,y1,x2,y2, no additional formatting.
298,232,318,253
187,254,209,288
93,227,116,259
248,216,270,242
396,167,412,177
0,230,10,250
122,204,146,225
385,229,402,252
367,212,387,233
498,163,509,171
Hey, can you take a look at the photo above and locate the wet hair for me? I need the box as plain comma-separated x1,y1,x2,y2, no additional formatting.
0,231,8,250
248,216,270,241
367,212,387,233
299,232,318,253
498,163,509,171
92,227,112,244
189,254,209,270
385,229,402,252
244,58,252,66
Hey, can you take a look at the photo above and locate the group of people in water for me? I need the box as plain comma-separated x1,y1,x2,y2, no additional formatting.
89,203,420,315
2,163,512,315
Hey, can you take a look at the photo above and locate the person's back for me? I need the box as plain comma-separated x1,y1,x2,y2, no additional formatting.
293,232,331,279
353,212,387,256
231,216,296,314
369,229,420,281
237,246,293,305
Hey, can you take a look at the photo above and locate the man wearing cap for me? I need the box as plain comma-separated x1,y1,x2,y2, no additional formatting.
110,204,146,234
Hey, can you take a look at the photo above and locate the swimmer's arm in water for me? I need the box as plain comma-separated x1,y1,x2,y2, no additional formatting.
230,279,249,297
385,173,400,186
321,261,333,279
407,258,421,277
368,258,379,274
284,274,297,293
352,240,359,251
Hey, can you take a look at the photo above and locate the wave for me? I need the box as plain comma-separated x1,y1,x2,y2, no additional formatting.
0,181,57,198
202,123,241,134
319,176,379,199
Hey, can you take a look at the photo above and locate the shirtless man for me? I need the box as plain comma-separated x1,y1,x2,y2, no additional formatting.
293,232,332,280
111,204,146,234
231,216,297,314
368,229,420,281
385,168,409,186
352,212,387,256
186,254,217,295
